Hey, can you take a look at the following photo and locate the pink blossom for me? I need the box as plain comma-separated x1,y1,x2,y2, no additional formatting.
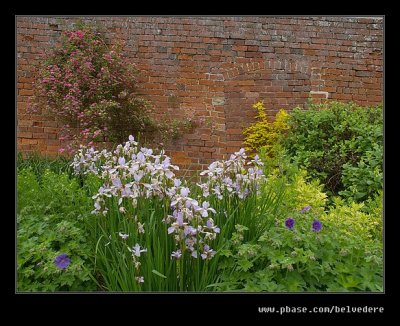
76,30,85,39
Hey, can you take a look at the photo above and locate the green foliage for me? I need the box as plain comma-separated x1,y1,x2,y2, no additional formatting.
271,169,327,216
326,196,382,241
17,152,73,180
16,131,383,292
212,148,382,292
283,101,383,201
17,169,97,291
340,143,383,201
361,190,383,216
259,147,327,217
214,203,382,292
243,101,289,157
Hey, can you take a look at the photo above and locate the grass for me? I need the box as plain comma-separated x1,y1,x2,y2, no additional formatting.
17,151,73,180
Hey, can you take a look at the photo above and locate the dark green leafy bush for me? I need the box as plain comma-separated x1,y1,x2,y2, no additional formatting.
283,101,383,201
340,143,383,201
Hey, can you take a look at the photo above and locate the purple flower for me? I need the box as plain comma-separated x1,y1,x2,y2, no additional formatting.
118,232,129,240
133,171,144,182
206,218,220,233
94,201,101,210
184,226,197,236
162,157,171,168
197,201,216,217
118,156,126,167
168,211,187,234
300,205,312,213
171,250,182,259
165,170,174,179
121,186,132,197
112,177,122,188
137,152,145,163
236,148,246,157
180,187,190,197
285,218,295,229
201,245,216,260
312,220,322,232
130,243,147,257
54,254,71,269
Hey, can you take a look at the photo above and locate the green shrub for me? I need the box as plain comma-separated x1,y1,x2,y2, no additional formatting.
259,146,327,217
361,190,383,216
214,203,382,292
243,101,289,157
283,101,383,201
340,143,383,201
17,169,97,291
280,170,327,215
326,198,382,241
212,151,382,292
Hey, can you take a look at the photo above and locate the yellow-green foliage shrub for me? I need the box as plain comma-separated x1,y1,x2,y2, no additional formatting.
323,196,382,241
243,101,289,157
267,169,327,217
291,172,327,213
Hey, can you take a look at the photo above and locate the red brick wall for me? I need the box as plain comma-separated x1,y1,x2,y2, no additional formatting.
17,16,383,170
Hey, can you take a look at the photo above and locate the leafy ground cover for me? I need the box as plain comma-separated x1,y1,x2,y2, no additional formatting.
17,143,382,291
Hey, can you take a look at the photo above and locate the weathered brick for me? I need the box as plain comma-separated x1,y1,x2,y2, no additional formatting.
355,71,373,77
16,16,383,169
21,138,38,145
18,131,33,138
19,89,34,96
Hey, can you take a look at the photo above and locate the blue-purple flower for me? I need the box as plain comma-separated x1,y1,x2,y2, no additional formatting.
180,187,190,197
201,245,216,260
167,212,187,234
205,218,220,233
112,177,122,188
197,201,216,217
171,250,182,259
117,156,126,168
54,254,71,269
118,232,129,240
285,217,295,229
129,243,148,257
312,219,322,232
300,205,312,213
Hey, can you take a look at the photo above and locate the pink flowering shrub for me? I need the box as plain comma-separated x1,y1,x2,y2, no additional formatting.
31,23,192,153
